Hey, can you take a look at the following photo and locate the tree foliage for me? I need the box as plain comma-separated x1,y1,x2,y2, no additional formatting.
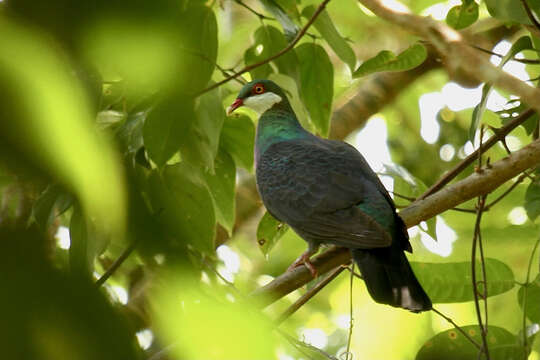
1,0,540,359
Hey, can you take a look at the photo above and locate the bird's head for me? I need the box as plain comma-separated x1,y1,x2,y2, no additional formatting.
226,79,289,116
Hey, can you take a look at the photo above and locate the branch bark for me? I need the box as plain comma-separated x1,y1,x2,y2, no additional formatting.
251,139,540,307
356,0,540,113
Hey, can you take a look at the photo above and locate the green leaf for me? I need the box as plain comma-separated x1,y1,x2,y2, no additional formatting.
220,115,255,171
269,73,310,129
416,325,524,360
471,36,534,141
296,43,334,136
518,274,540,323
244,46,273,80
258,0,299,41
485,0,538,25
147,163,216,254
69,207,91,276
32,184,73,229
117,112,145,155
247,25,299,82
202,149,236,235
180,87,225,173
143,97,195,167
411,258,515,303
353,43,427,78
446,1,479,30
257,211,289,256
525,178,540,221
302,5,356,71
177,4,218,93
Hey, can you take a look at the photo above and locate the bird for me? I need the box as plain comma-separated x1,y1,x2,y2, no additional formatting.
226,79,432,312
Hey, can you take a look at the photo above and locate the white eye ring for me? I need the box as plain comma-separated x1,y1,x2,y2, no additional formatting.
255,86,264,94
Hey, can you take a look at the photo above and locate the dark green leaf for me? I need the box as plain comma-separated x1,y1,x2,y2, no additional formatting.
178,4,218,93
258,0,299,41
220,115,255,171
247,25,299,82
302,5,356,71
32,184,72,229
525,178,540,221
257,211,289,256
147,163,216,254
446,1,479,30
202,149,236,235
69,207,90,276
353,43,427,78
518,274,540,323
117,112,145,155
485,0,537,25
180,88,225,173
296,43,334,136
416,325,524,360
244,46,273,80
411,258,515,303
143,97,195,167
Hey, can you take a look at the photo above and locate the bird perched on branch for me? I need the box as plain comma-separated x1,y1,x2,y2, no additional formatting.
227,79,431,312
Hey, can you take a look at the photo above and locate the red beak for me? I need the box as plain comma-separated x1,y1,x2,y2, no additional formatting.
226,98,243,116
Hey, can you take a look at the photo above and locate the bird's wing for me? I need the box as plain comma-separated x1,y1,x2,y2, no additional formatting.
257,138,393,249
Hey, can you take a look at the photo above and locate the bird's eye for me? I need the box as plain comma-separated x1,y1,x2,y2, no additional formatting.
254,85,264,94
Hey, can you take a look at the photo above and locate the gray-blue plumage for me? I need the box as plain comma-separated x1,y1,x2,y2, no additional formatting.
229,79,431,312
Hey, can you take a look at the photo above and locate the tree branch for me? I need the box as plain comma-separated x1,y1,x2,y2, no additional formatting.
251,139,540,307
419,108,535,199
356,0,540,114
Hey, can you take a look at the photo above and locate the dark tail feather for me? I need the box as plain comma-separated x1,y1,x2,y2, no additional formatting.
352,248,432,313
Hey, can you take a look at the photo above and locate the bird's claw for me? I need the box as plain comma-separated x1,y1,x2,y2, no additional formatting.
287,252,318,278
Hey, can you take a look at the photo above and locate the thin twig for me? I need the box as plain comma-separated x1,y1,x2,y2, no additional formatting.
432,308,483,351
419,108,535,200
521,236,540,354
275,266,345,325
484,172,529,209
520,0,540,32
195,0,332,97
471,45,540,64
95,240,138,287
345,264,354,360
471,194,490,359
234,0,274,20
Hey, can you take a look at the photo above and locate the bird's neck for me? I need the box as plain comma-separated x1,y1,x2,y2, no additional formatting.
255,107,309,161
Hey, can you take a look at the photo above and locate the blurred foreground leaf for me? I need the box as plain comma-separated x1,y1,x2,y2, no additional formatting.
0,17,125,237
153,273,276,360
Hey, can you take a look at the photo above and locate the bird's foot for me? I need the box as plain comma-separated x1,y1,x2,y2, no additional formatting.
287,251,318,278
